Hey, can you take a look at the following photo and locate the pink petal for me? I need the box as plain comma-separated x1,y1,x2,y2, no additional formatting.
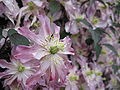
50,61,56,80
38,15,52,37
26,73,42,87
18,27,42,45
65,21,79,34
0,72,9,78
40,57,51,73
32,48,49,60
0,59,12,68
60,36,74,55
52,23,60,39
4,75,17,86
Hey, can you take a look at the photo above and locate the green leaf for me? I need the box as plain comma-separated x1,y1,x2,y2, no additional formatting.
94,44,102,59
85,38,94,45
89,29,101,47
95,28,111,37
0,35,3,40
112,65,120,73
0,29,3,35
60,87,65,90
109,26,117,35
49,1,61,15
89,28,111,47
0,29,4,40
76,18,93,28
97,0,106,7
9,33,30,46
8,29,17,36
118,37,120,44
113,23,120,27
102,44,118,56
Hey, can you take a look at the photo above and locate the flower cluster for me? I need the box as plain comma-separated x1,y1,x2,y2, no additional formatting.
0,0,120,90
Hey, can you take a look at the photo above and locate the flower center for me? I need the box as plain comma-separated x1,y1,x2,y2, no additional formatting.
69,75,79,81
49,46,59,54
27,1,36,10
92,16,99,24
18,65,25,72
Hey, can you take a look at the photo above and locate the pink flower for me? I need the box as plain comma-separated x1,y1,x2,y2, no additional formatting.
0,57,39,89
15,15,74,85
65,66,79,90
0,0,20,24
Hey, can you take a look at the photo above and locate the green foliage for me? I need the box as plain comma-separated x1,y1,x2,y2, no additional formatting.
49,1,61,15
8,29,17,36
9,33,30,46
0,29,4,40
94,44,102,59
85,38,94,45
112,65,120,73
102,44,118,56
76,18,93,28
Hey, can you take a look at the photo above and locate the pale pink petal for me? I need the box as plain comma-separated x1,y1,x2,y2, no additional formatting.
38,15,52,37
40,58,51,73
4,75,17,86
65,21,79,34
55,62,67,82
0,72,9,78
18,27,42,45
32,0,43,7
52,23,60,39
71,84,79,90
0,59,12,68
60,36,74,55
50,61,56,80
65,85,71,90
26,73,42,87
32,48,49,60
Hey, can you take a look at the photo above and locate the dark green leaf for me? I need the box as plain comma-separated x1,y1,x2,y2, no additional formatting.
0,29,3,40
49,1,61,15
76,19,93,28
102,44,118,56
60,87,65,90
8,29,17,36
94,44,102,59
0,29,3,35
109,26,117,35
0,35,3,40
113,23,120,27
118,37,120,44
95,28,111,37
112,65,120,73
89,29,101,46
85,38,94,45
97,0,106,7
89,28,111,47
9,33,30,46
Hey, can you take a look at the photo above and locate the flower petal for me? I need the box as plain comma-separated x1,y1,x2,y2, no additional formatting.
0,59,12,68
38,15,52,37
18,27,42,45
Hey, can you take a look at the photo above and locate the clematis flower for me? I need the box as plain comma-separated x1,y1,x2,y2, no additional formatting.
0,57,39,89
65,66,79,90
0,0,20,24
16,0,46,27
15,15,74,84
77,56,105,90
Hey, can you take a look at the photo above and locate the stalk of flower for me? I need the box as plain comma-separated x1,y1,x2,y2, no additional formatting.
0,57,39,89
14,15,74,85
